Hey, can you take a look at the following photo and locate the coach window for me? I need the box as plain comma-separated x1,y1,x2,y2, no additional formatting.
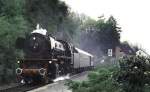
55,43,57,48
59,44,61,48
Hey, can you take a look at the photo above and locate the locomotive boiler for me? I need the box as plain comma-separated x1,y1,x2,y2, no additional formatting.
15,24,94,84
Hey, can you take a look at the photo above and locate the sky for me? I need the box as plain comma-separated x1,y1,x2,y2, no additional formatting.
61,0,150,53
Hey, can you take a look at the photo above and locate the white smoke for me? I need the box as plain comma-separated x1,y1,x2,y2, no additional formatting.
32,24,47,35
53,74,70,82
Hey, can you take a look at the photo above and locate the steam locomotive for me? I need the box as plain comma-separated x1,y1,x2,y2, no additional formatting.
15,25,94,84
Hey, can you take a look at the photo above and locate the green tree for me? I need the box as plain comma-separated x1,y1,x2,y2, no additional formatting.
0,0,27,83
25,0,68,31
115,56,150,92
79,16,121,57
96,16,121,55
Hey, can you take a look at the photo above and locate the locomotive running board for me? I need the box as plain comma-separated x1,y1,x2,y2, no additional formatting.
17,58,58,62
57,56,71,59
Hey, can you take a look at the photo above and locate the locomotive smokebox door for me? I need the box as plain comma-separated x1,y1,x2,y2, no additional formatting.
16,37,25,49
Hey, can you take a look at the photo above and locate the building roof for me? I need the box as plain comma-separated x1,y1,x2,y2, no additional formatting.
119,44,136,55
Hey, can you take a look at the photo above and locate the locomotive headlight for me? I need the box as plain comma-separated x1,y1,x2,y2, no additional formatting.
49,61,52,64
16,68,22,75
33,37,36,40
17,61,20,64
39,68,46,76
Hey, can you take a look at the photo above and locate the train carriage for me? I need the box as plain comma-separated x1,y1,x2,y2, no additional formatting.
73,48,94,71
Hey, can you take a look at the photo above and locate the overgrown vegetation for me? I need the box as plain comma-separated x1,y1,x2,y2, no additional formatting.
80,16,121,57
66,56,150,92
0,0,27,84
116,56,150,92
66,66,121,92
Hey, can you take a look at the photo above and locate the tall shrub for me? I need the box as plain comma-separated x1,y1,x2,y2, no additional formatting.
115,56,150,92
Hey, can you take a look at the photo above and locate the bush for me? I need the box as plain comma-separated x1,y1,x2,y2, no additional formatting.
66,56,150,92
66,66,121,92
115,56,150,92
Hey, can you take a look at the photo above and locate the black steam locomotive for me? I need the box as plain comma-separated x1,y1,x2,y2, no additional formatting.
15,25,94,84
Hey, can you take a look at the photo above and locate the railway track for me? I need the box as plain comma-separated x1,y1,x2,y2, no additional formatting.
0,83,48,92
0,71,88,92
28,71,88,92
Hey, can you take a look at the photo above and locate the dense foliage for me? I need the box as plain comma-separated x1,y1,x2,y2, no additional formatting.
67,56,150,92
96,16,121,55
66,66,121,92
115,56,150,92
80,16,121,57
25,0,68,30
0,0,27,83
